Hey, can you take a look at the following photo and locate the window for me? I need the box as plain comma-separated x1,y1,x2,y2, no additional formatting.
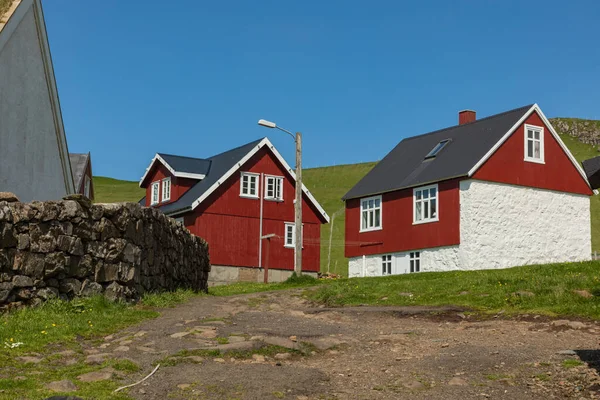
265,176,283,201
382,255,392,275
360,196,382,232
162,177,171,202
151,181,160,205
284,222,303,248
424,139,451,159
84,176,91,198
173,216,184,226
240,172,259,198
410,252,420,273
524,124,544,163
414,184,438,224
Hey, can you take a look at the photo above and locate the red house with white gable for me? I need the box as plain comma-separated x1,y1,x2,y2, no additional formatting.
139,138,329,285
344,104,593,277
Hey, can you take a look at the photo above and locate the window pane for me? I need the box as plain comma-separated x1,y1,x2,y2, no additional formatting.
415,251,420,257
362,201,367,210
415,259,420,272
430,188,436,198
362,211,367,229
416,191,422,200
534,130,540,140
374,209,381,227
375,198,381,207
415,202,422,221
423,190,429,199
369,211,374,227
368,199,374,209
534,141,540,158
424,200,429,218
527,140,533,158
410,260,414,273
430,198,437,218
527,130,533,138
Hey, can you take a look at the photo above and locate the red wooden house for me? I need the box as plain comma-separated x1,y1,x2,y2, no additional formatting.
344,104,593,277
139,138,329,285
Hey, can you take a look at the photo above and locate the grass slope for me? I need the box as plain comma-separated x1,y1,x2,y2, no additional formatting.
93,128,599,276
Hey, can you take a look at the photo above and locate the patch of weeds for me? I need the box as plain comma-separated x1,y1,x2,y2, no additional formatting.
109,358,140,373
201,317,227,323
156,349,221,367
216,337,229,345
285,272,317,285
562,359,584,368
298,341,319,355
247,296,268,308
272,391,285,398
141,289,200,308
535,373,550,381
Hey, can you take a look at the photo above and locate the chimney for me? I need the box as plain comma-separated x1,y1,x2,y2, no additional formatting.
458,110,476,125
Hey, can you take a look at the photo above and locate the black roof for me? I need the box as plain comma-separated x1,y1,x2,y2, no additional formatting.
158,153,212,176
155,138,264,215
69,153,90,191
343,105,534,200
582,156,600,190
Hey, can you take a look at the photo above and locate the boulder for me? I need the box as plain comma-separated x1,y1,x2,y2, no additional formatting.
38,287,59,300
80,280,103,297
0,192,19,202
12,275,33,287
14,251,45,276
60,278,82,295
44,252,70,277
104,282,125,302
63,194,92,210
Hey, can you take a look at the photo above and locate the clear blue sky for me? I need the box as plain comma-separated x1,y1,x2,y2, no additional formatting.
43,0,600,181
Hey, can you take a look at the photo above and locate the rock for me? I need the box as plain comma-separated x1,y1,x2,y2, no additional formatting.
401,379,425,389
441,343,450,348
213,358,225,363
0,192,19,202
215,341,258,352
274,353,291,360
59,278,82,295
134,330,147,337
44,252,69,277
12,275,33,287
263,336,300,350
63,194,92,210
46,380,78,393
38,287,59,300
448,377,468,386
228,336,246,343
177,383,192,390
573,290,593,299
183,356,204,363
568,321,586,329
513,291,535,297
80,280,103,297
170,331,190,339
136,346,156,353
77,369,113,382
84,353,111,365
113,346,130,352
399,292,414,297
252,354,265,362
459,291,469,296
199,329,217,339
104,282,125,302
17,234,30,250
551,320,586,329
17,356,43,364
56,350,77,357
289,335,298,342
557,350,577,355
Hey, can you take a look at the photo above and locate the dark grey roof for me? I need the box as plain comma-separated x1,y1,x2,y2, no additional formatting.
158,153,212,176
582,156,600,190
343,105,534,200
157,138,264,215
69,153,90,191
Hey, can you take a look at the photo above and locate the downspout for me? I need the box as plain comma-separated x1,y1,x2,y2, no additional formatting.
258,173,264,269
362,254,366,277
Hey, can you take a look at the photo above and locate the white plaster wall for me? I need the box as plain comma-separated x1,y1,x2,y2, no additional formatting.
421,246,461,272
348,256,381,278
459,180,591,269
0,5,70,202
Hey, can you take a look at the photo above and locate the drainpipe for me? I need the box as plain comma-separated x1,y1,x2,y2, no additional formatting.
258,173,264,270
362,254,366,277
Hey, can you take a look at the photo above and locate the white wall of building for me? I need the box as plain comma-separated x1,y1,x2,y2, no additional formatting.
0,1,72,202
459,179,591,269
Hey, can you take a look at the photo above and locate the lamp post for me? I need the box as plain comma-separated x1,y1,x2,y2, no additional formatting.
258,119,303,276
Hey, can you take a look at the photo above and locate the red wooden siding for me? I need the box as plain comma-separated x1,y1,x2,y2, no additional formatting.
187,147,322,272
473,111,592,196
143,163,200,207
345,178,461,258
76,158,94,201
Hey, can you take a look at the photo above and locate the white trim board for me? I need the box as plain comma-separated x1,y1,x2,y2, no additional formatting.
467,104,591,189
139,154,206,186
190,137,330,223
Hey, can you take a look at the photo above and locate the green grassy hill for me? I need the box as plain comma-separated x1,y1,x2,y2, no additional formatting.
94,126,600,277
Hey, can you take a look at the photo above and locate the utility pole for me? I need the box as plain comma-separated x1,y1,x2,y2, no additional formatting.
294,132,302,275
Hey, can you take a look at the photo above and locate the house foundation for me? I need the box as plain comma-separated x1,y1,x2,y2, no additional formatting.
208,265,317,286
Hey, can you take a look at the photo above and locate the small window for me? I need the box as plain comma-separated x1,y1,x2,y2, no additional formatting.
410,252,421,273
360,195,382,232
84,176,91,198
425,139,451,159
265,176,283,201
151,181,160,205
284,222,303,248
162,177,171,202
382,255,392,275
524,124,544,163
240,172,259,198
414,184,438,224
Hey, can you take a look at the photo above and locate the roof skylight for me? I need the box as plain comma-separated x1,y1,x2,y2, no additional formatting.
424,139,451,159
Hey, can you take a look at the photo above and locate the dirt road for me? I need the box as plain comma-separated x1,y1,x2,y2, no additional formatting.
74,289,600,399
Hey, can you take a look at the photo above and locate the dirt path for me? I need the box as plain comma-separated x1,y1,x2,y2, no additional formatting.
50,289,600,398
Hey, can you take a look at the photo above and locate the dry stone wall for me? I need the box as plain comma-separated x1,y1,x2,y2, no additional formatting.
0,194,210,307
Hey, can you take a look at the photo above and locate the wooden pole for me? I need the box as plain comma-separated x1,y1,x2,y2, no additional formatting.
294,132,302,275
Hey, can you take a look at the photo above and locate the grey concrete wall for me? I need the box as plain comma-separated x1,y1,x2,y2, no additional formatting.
0,4,70,202
208,265,317,286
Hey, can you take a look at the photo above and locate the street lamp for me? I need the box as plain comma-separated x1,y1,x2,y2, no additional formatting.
258,119,303,276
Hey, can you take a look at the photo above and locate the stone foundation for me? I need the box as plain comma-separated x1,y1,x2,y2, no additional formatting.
209,265,316,286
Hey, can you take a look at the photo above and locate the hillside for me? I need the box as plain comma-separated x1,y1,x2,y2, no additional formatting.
94,122,600,277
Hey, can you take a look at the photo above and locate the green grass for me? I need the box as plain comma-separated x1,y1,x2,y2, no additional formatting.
561,359,584,368
93,176,145,203
309,260,600,319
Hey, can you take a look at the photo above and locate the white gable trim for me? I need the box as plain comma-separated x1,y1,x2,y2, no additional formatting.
1,0,75,194
190,138,330,223
467,104,591,189
139,154,206,187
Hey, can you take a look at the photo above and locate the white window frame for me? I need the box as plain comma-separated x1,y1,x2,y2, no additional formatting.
84,175,91,198
409,251,421,273
162,177,171,202
240,172,259,199
524,124,545,164
284,222,303,248
360,195,382,232
382,254,392,276
413,184,439,225
151,181,160,205
265,175,283,201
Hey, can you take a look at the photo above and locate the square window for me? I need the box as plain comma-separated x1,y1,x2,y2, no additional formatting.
240,172,259,198
360,195,382,231
382,255,392,275
413,185,438,224
284,222,303,248
524,124,544,163
265,176,283,201
409,251,421,273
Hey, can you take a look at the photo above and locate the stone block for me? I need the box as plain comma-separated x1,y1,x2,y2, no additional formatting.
12,275,33,287
13,251,45,276
44,252,70,278
60,278,82,295
0,223,17,247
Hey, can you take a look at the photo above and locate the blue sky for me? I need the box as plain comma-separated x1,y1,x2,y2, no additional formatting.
44,0,600,181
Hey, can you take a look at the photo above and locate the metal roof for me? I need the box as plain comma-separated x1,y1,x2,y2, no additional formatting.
156,153,212,175
342,105,534,200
